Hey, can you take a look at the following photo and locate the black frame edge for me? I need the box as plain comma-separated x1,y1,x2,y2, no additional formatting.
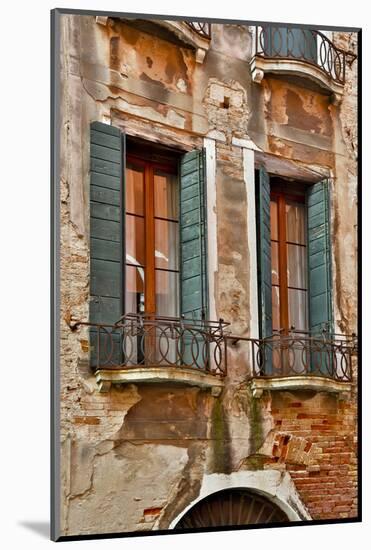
51,7,61,543
356,27,362,523
52,7,361,32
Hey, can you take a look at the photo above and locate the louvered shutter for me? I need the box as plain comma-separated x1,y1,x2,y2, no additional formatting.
179,149,208,369
307,180,333,336
89,121,124,365
257,166,273,339
180,149,208,321
257,166,273,374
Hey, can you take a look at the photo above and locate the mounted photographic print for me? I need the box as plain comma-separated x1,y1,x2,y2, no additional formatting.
51,8,361,541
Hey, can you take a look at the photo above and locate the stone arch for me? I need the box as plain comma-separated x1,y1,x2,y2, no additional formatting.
174,488,289,529
167,470,311,529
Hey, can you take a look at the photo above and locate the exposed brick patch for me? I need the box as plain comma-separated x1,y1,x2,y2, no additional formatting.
143,507,163,522
268,390,358,520
73,416,101,425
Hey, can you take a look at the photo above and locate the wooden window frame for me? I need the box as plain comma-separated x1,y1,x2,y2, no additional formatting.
126,153,179,316
270,187,307,335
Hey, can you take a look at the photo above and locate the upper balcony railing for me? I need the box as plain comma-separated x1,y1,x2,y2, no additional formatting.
254,26,356,87
185,21,211,40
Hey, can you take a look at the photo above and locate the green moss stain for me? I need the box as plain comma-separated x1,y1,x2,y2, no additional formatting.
249,397,264,454
210,398,231,473
242,455,267,470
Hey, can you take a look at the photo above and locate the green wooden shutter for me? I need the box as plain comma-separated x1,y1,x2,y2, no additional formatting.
180,149,208,321
307,179,333,336
179,149,208,369
257,166,272,339
89,121,124,365
257,166,272,375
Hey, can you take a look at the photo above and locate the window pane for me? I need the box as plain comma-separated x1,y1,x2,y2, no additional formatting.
286,202,306,244
126,164,144,215
126,215,145,266
155,270,179,317
271,241,279,285
155,219,179,270
126,264,145,314
270,200,278,240
272,285,280,331
287,244,307,289
288,289,308,331
154,170,179,219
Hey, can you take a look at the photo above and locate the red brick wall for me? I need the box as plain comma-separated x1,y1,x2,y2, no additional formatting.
268,389,358,519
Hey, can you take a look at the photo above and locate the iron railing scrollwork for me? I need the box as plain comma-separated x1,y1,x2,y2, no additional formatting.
244,329,355,382
71,315,356,383
255,26,356,85
75,313,228,377
185,21,211,40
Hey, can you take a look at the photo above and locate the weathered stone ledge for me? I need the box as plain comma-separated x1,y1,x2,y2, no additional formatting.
95,366,225,395
249,375,352,398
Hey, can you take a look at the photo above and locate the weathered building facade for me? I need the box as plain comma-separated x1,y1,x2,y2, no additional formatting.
57,13,358,537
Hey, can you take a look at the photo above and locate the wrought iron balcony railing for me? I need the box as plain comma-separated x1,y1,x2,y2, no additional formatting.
254,26,356,86
77,313,228,377
230,329,356,382
185,21,211,40
71,315,356,384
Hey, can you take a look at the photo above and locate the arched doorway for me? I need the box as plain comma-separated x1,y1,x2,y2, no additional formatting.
174,489,289,529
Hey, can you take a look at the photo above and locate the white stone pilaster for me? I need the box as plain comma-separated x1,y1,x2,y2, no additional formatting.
243,147,259,339
203,137,218,322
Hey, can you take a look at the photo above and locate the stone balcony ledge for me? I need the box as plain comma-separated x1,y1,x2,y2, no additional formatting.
96,17,211,63
95,366,224,395
250,56,345,104
249,375,353,399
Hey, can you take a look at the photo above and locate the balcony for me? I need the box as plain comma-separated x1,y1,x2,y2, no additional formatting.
72,315,356,397
229,330,356,398
250,26,357,104
96,17,212,64
76,314,227,393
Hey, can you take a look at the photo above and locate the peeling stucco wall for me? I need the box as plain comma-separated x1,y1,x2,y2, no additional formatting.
58,15,358,536
332,32,358,335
